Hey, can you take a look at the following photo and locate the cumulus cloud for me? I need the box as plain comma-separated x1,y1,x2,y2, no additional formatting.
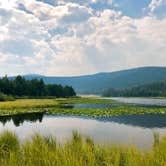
148,0,166,17
149,0,164,12
0,0,165,76
48,8,166,75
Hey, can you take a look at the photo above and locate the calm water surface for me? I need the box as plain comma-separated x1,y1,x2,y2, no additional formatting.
62,103,117,109
0,112,166,150
104,97,166,107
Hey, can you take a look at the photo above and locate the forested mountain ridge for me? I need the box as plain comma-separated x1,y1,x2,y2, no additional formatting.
10,67,166,94
103,81,166,97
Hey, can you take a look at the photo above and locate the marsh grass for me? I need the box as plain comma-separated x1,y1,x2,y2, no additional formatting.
0,99,59,109
57,97,115,104
0,98,166,117
0,131,165,165
0,99,61,116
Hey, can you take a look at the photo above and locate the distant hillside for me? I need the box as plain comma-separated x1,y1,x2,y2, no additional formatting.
103,81,166,97
14,67,166,94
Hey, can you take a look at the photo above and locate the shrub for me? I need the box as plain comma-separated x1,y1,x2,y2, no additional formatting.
0,93,14,101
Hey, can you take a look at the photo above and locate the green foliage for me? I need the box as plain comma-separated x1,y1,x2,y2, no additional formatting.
0,131,166,165
0,75,76,98
0,97,166,117
103,81,166,97
0,93,14,101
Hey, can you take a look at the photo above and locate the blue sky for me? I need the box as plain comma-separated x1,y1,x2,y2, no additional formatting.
0,0,166,76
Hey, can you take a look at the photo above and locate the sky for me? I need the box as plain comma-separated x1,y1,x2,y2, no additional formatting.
0,0,166,76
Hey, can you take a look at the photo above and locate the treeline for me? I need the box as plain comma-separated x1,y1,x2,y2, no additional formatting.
0,76,76,98
103,81,166,97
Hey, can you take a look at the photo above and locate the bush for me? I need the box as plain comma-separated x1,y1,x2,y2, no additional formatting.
0,93,14,101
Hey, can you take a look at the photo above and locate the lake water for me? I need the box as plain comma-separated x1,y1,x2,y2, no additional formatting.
104,97,166,107
0,112,166,150
62,103,117,109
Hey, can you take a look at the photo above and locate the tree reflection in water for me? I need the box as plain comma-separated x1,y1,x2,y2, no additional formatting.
0,112,44,127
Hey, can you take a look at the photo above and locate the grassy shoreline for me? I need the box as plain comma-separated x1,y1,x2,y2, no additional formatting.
0,131,165,166
0,98,166,165
49,107,166,118
0,98,166,117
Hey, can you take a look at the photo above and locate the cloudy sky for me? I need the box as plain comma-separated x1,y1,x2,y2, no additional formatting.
0,0,166,76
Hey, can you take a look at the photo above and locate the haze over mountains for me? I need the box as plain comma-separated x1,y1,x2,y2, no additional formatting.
16,67,166,94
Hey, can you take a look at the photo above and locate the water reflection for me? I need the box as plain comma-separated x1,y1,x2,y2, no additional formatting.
0,112,44,126
0,113,166,149
61,103,117,109
97,114,166,128
107,97,166,107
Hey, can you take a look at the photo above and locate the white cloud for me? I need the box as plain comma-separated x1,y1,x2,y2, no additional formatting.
47,9,166,75
0,0,166,76
149,0,164,12
148,0,166,17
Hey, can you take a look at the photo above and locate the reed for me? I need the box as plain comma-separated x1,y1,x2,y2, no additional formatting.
0,131,165,166
0,98,166,117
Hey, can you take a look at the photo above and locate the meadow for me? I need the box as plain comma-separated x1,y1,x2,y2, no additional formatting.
0,130,165,166
0,97,166,117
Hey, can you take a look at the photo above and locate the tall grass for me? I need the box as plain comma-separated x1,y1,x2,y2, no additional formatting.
0,131,166,166
0,99,61,116
0,99,59,109
0,98,166,117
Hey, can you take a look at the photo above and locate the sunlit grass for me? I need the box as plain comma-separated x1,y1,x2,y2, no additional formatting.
0,99,59,109
57,97,115,104
0,131,166,165
0,98,166,117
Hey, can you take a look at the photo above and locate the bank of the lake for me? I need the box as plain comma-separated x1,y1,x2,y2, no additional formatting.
0,98,166,165
0,97,166,117
0,130,166,166
1,113,166,149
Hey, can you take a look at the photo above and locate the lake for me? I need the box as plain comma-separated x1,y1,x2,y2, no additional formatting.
0,112,166,150
61,103,117,109
104,97,166,107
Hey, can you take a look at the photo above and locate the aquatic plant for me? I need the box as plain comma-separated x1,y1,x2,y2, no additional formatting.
49,106,166,118
0,97,166,117
0,131,165,165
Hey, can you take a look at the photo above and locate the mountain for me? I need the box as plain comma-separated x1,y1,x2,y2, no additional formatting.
17,67,166,94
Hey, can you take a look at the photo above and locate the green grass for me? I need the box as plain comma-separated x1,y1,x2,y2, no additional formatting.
0,99,59,109
0,97,114,116
0,99,60,116
56,97,115,104
0,97,166,117
0,131,166,166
